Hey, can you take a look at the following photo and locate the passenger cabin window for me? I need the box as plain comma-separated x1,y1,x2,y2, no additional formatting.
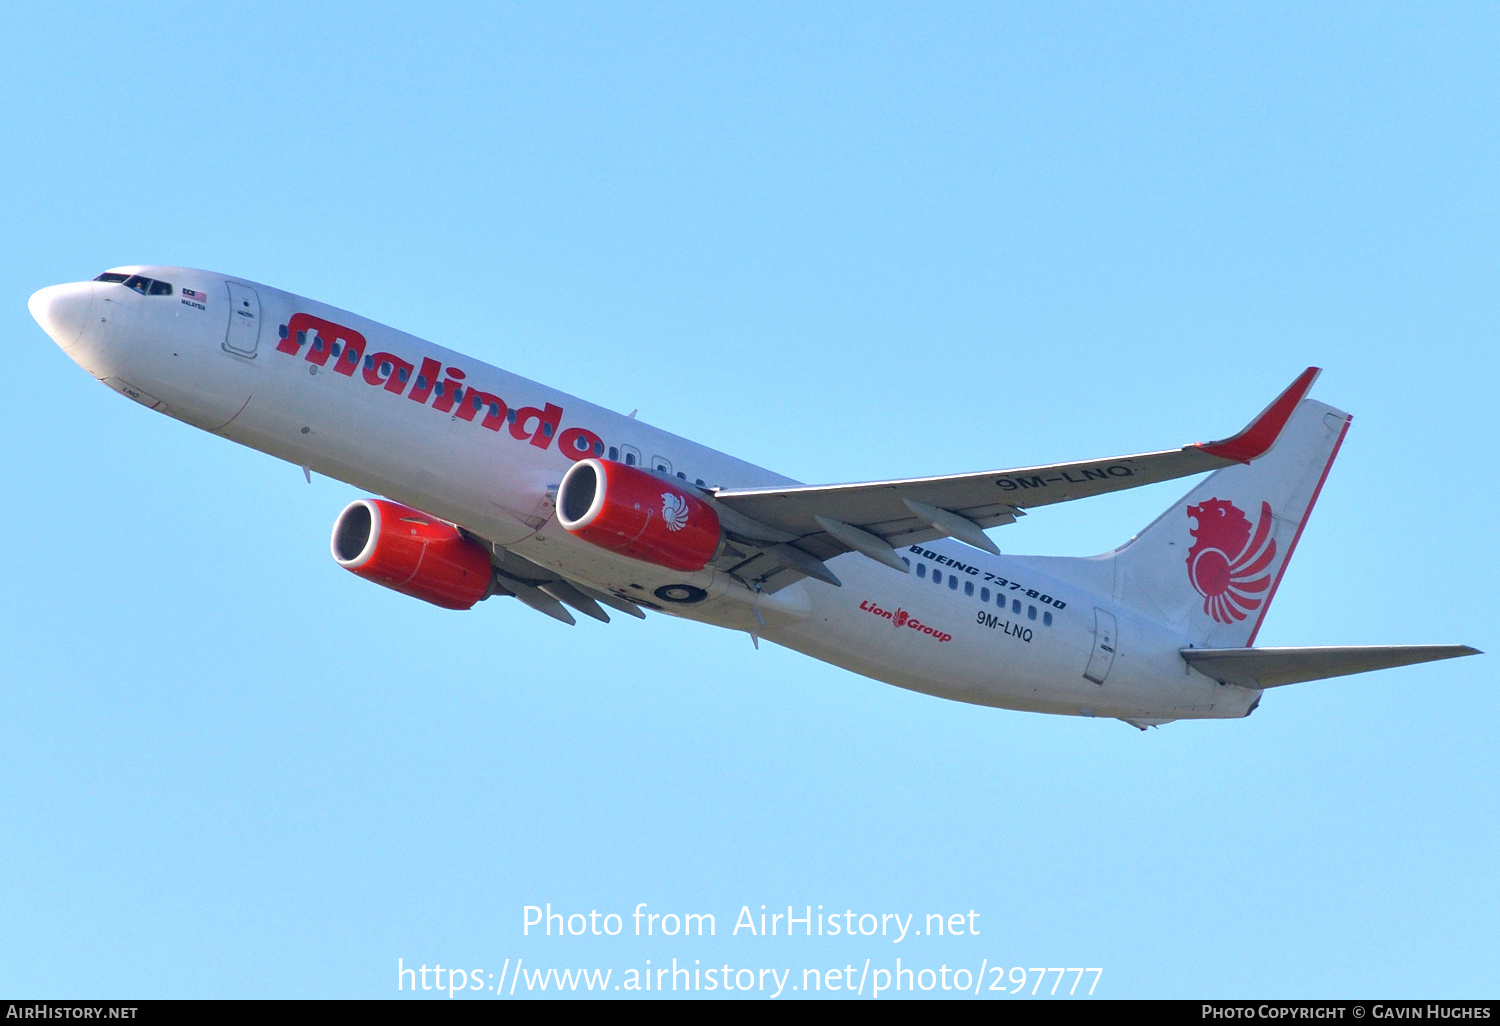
972,581,1059,629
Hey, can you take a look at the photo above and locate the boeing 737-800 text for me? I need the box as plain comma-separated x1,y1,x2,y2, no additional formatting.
29,267,1478,727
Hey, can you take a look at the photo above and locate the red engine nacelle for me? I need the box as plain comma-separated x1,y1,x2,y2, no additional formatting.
556,459,722,571
330,498,494,610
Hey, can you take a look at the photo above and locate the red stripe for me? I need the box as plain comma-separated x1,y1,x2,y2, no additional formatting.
1245,415,1352,646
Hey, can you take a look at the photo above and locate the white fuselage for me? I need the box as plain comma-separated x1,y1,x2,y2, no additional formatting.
35,267,1258,723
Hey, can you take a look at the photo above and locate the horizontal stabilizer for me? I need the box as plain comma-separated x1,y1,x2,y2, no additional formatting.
1181,645,1480,688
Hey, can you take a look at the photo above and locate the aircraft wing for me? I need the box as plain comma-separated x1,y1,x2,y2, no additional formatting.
710,368,1321,587
1180,645,1481,688
471,537,648,625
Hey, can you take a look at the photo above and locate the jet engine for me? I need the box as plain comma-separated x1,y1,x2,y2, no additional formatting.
555,459,721,571
331,498,494,609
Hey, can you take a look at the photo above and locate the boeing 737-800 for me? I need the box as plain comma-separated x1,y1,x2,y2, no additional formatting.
28,267,1478,728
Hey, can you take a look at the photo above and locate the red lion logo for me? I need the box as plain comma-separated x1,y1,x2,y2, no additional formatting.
1186,498,1277,624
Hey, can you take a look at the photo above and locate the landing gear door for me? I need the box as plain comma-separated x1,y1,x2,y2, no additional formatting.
224,282,261,357
1083,608,1118,684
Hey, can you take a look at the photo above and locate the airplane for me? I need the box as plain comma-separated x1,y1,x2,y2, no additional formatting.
28,266,1479,728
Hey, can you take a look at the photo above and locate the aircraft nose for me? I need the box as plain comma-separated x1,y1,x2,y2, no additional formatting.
29,282,95,349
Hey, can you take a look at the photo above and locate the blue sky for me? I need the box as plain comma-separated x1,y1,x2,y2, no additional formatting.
2,2,1495,998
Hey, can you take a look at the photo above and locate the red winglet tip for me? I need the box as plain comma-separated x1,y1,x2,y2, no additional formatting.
1199,367,1321,464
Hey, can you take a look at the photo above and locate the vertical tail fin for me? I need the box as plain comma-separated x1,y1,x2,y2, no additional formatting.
1109,398,1351,648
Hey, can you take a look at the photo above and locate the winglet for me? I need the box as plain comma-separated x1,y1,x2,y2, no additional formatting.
1198,367,1322,464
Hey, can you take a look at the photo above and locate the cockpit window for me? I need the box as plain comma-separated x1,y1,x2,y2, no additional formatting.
105,274,174,296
